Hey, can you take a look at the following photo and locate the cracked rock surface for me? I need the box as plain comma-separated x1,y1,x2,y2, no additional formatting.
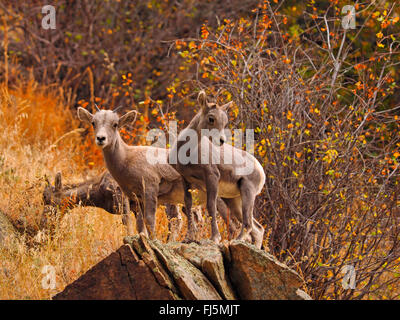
53,234,311,300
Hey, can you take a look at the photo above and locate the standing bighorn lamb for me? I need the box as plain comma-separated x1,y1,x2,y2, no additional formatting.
77,106,239,240
169,91,266,248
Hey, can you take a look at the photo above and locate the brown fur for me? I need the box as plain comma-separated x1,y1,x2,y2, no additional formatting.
41,171,135,235
41,171,187,240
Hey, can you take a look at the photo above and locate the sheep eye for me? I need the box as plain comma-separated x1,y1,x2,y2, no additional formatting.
208,117,215,124
113,123,118,128
92,122,95,128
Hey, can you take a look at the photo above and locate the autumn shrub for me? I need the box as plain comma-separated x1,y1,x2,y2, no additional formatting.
171,1,400,299
0,0,258,110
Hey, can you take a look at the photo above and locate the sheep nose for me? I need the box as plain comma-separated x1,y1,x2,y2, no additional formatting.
97,136,106,143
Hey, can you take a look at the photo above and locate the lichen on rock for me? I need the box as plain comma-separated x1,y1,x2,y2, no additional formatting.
53,235,311,300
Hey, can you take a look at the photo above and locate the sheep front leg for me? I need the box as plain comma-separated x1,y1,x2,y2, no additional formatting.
121,196,135,236
205,172,221,244
135,200,149,237
144,192,158,239
183,178,197,242
217,198,240,239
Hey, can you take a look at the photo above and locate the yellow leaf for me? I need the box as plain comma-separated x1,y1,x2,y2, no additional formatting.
189,41,197,49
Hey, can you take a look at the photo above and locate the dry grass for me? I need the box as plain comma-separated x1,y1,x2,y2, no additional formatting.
0,81,118,299
0,81,129,299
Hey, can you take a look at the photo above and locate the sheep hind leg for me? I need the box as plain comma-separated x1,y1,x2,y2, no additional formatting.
237,180,256,244
250,219,265,249
143,192,158,239
224,197,252,243
121,196,135,236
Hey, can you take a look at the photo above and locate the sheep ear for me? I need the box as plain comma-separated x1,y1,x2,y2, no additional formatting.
77,107,93,124
55,172,62,191
119,110,138,128
198,90,208,112
219,101,233,112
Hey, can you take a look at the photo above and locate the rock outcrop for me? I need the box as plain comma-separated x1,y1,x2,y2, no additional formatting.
53,234,311,300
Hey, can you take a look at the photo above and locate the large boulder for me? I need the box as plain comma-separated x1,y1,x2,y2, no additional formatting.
53,244,178,300
168,240,237,300
53,235,311,300
149,239,222,300
227,240,309,300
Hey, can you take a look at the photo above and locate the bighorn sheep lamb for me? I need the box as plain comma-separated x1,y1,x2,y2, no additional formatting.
42,171,135,235
169,91,266,248
41,171,199,241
